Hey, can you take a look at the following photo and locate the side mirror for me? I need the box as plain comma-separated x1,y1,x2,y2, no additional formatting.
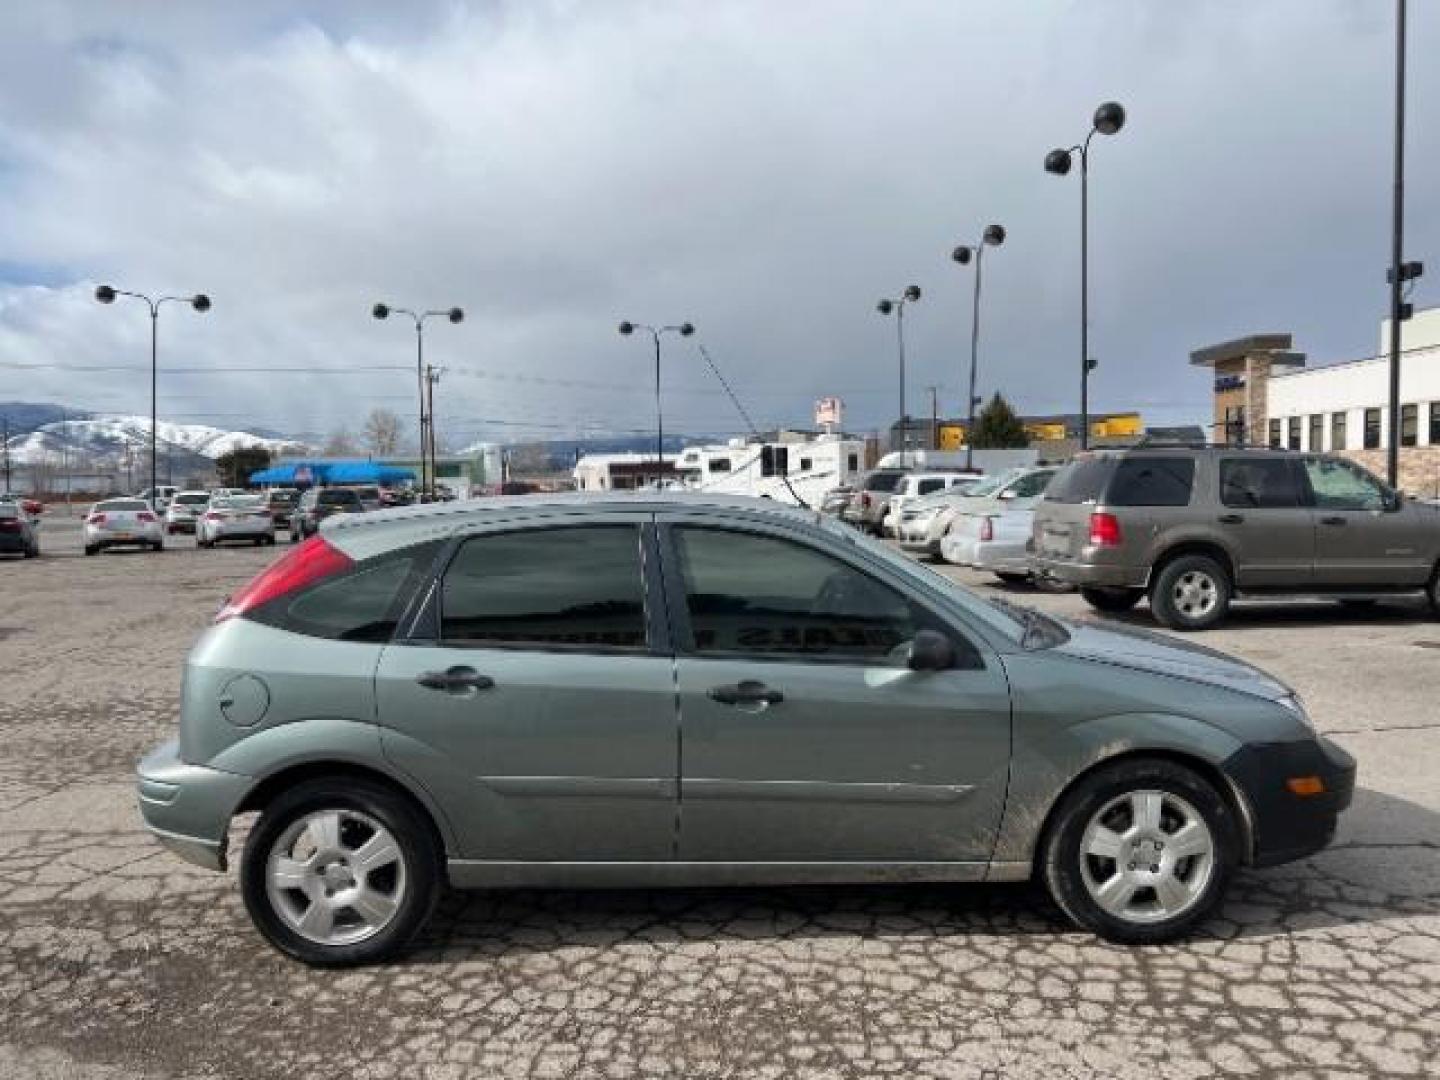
906,629,955,672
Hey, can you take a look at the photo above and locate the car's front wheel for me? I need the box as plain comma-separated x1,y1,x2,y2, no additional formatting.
1081,586,1144,613
240,778,441,966
1040,757,1239,945
1149,554,1231,631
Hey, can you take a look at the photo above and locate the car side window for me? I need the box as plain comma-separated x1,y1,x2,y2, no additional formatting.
671,526,974,665
917,478,946,496
250,543,437,643
1106,457,1195,507
1008,471,1053,499
440,525,648,651
1303,457,1386,511
1219,459,1301,509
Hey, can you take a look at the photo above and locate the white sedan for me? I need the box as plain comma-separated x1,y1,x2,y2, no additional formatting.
84,498,165,555
940,505,1037,584
197,495,276,548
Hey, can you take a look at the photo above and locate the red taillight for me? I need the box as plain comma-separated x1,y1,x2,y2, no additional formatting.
88,513,107,525
137,511,156,522
979,516,995,543
1089,512,1123,547
216,535,353,623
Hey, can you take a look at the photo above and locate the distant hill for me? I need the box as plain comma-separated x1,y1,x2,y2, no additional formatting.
0,402,93,435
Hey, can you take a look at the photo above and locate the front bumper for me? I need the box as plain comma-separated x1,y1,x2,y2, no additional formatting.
1221,736,1356,868
136,739,253,872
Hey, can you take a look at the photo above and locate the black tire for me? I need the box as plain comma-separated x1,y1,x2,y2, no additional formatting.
1427,567,1440,617
1040,757,1239,946
994,571,1031,586
84,544,99,557
152,541,164,552
264,534,277,546
1149,554,1231,631
240,777,441,967
1337,598,1378,609
1081,586,1144,613
23,543,38,559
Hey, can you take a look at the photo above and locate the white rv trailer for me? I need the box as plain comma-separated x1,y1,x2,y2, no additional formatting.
674,435,867,507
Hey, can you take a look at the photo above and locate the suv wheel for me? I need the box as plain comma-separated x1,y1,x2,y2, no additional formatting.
1040,758,1238,945
240,778,441,966
1081,586,1143,613
1427,567,1440,616
1150,554,1231,631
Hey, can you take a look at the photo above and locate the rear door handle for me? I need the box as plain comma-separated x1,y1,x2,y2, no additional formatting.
1217,513,1245,524
416,666,495,693
1319,516,1347,526
708,680,784,706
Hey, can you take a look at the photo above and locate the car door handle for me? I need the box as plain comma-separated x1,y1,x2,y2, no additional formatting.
415,666,495,693
1319,516,1347,526
708,680,784,706
1217,513,1245,524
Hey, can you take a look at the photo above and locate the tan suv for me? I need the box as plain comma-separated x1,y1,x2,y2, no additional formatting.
1032,446,1440,630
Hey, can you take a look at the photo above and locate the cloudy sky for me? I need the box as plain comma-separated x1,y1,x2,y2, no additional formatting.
1,0,1436,448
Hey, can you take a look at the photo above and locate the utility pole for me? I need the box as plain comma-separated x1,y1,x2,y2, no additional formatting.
926,385,940,452
425,364,442,499
1385,0,1410,488
1,416,10,491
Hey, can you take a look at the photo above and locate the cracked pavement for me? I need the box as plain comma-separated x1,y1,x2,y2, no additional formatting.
0,524,1437,1078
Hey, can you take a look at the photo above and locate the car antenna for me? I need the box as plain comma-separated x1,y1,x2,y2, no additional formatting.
695,343,810,510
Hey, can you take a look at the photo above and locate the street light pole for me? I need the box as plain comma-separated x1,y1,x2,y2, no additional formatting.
95,285,211,502
373,303,464,501
618,320,696,477
1386,0,1408,488
1045,101,1125,451
876,286,922,467
953,225,1006,470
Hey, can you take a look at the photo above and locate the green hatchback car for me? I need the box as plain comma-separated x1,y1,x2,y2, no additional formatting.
137,495,1354,965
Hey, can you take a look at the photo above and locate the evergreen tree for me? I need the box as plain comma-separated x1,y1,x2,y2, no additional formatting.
969,393,1029,449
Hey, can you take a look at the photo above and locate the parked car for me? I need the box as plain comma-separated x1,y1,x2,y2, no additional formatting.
84,498,164,555
165,491,212,534
264,488,301,528
841,468,910,534
894,487,983,558
941,507,1038,583
198,495,276,548
1033,446,1440,630
0,502,40,558
137,493,1354,964
290,487,367,540
138,485,179,514
0,492,44,517
882,472,982,535
348,485,384,512
819,486,854,515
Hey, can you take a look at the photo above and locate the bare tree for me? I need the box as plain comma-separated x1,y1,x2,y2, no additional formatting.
323,427,358,456
362,408,402,456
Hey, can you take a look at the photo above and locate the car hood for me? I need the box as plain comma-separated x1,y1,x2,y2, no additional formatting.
1052,617,1291,700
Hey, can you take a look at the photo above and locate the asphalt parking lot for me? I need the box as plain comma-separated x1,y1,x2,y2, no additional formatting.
1,518,1437,1079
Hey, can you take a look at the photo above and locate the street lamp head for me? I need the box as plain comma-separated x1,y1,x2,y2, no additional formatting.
679,322,695,337
876,299,894,315
983,223,1006,247
372,303,390,320
1044,148,1073,176
1093,101,1126,135
618,320,635,335
191,294,211,313
447,307,464,324
903,284,921,302
951,245,973,265
95,285,116,304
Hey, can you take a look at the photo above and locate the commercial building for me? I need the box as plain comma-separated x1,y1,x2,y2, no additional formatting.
1193,307,1440,497
889,411,1143,459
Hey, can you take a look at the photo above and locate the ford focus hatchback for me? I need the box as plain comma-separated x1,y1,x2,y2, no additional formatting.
137,494,1354,965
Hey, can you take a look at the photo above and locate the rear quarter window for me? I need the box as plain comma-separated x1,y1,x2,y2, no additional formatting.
249,542,438,642
1042,458,1114,504
1105,457,1195,507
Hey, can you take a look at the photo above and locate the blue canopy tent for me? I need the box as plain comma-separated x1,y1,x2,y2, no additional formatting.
247,460,416,486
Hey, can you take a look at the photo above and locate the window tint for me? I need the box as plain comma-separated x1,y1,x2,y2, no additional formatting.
863,471,904,492
1220,459,1301,509
174,493,209,506
441,526,646,650
317,489,360,506
1043,458,1113,504
99,499,148,511
673,527,966,664
917,478,946,495
253,544,435,642
1303,457,1386,511
1105,457,1195,507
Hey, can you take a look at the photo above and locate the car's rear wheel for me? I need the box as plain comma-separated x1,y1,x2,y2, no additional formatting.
995,571,1030,586
151,541,164,552
1040,758,1238,945
1081,586,1144,613
1149,555,1231,631
241,778,441,967
84,544,98,556
24,542,38,558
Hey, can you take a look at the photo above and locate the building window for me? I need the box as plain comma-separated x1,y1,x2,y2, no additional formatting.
1431,403,1440,446
1401,404,1418,448
1332,412,1347,452
1364,408,1381,449
1268,419,1281,449
1308,414,1323,453
847,453,859,472
1287,417,1301,451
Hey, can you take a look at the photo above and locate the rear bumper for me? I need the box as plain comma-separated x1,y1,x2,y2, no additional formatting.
136,739,253,872
1033,554,1147,589
1221,736,1356,868
971,541,1032,574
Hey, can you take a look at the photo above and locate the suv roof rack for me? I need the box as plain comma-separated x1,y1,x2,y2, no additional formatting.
1122,436,1293,452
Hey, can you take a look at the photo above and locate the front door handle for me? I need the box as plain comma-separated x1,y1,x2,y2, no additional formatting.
1217,513,1245,524
416,666,495,694
708,680,784,706
1319,515,1347,526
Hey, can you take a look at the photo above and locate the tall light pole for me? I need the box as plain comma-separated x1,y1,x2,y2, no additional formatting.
618,320,695,475
94,285,211,502
876,285,922,466
1385,0,1422,488
372,304,463,500
1045,100,1125,451
952,224,1006,470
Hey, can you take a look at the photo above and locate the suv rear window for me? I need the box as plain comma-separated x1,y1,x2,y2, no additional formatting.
317,489,361,506
1106,457,1195,507
863,471,905,493
1042,458,1114,504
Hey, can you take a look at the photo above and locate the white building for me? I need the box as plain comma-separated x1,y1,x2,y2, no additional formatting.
573,453,678,492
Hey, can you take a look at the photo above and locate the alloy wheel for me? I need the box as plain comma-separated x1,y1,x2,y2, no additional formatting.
1171,570,1218,619
1078,789,1215,924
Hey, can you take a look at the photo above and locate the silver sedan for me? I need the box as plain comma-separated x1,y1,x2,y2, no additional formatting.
197,495,277,548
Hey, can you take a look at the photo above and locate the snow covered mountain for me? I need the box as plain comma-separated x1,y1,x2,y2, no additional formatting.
2,414,310,466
